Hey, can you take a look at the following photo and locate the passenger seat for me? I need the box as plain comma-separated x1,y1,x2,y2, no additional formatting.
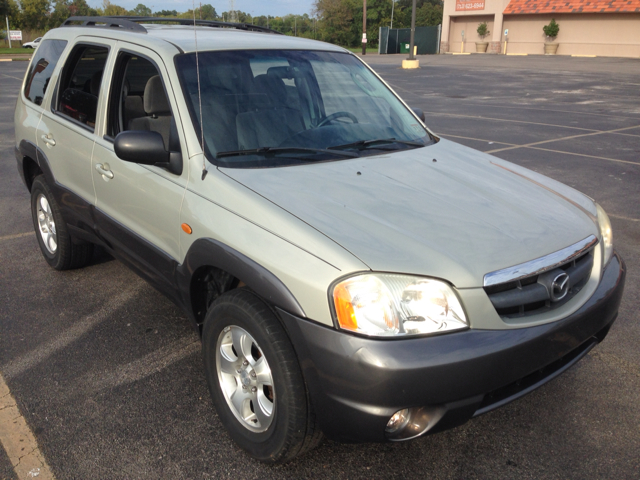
128,75,172,149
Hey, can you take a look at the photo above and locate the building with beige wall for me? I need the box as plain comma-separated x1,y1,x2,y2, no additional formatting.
441,0,640,57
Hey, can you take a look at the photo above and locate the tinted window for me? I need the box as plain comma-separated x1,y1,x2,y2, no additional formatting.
57,45,109,130
23,39,67,106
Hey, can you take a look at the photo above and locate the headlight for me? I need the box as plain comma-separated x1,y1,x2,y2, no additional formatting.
596,203,613,266
332,273,468,337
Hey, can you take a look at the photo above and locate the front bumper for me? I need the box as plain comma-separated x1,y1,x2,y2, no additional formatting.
278,252,625,443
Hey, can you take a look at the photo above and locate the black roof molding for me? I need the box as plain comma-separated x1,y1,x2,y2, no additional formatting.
61,16,282,35
60,16,148,33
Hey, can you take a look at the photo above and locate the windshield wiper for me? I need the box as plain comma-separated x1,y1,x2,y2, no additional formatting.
328,138,425,151
217,146,359,159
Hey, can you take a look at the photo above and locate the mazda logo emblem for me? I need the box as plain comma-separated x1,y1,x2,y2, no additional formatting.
551,272,570,301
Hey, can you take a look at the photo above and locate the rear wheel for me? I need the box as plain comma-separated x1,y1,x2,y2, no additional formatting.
202,289,322,463
30,175,93,270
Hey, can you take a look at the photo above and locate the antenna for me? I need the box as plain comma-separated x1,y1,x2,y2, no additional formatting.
192,0,206,179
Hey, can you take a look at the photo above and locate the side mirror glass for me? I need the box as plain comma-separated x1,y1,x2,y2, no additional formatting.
114,130,168,165
412,107,426,122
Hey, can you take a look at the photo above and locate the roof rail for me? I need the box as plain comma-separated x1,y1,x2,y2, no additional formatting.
62,16,282,35
60,16,148,33
128,16,282,35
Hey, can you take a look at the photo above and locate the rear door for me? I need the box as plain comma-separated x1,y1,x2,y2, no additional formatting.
36,38,116,209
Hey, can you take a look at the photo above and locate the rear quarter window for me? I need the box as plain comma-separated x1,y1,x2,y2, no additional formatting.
23,39,68,106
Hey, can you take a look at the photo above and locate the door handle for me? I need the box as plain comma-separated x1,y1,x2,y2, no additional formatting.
95,163,114,180
41,134,56,147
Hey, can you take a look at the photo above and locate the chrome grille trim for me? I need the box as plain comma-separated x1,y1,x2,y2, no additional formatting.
483,235,598,287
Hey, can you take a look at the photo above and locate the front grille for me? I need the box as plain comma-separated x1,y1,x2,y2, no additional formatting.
484,249,594,319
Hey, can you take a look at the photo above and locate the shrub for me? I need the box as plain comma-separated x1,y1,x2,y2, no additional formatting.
477,22,489,39
543,19,559,40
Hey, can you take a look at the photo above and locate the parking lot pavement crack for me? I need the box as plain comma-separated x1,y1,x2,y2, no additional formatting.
589,351,640,379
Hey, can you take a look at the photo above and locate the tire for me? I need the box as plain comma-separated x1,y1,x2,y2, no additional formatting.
30,175,94,270
202,289,322,463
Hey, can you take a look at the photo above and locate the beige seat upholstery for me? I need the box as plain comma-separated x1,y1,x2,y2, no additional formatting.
128,75,172,149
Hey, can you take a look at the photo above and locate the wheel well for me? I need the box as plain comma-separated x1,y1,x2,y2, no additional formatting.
23,156,42,192
190,266,241,327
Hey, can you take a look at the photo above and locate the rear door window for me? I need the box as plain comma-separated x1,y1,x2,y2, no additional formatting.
23,39,68,106
55,44,110,131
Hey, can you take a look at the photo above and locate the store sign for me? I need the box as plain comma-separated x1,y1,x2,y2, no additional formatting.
9,30,23,41
456,1,485,11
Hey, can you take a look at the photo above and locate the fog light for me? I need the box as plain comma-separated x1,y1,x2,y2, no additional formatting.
385,406,446,441
385,408,410,435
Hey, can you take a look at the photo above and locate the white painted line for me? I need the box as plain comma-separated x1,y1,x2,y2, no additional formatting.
2,285,144,380
0,372,55,480
0,232,35,242
607,214,639,223
425,111,598,132
1,73,25,81
524,146,640,166
486,124,640,154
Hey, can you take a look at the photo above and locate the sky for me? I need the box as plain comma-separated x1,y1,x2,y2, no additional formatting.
88,0,316,16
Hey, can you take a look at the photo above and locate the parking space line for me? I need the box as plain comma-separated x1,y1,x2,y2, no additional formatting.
438,132,639,166
0,372,55,480
609,214,640,222
523,145,640,166
487,125,640,154
423,100,640,121
0,73,24,81
0,232,35,242
425,111,602,132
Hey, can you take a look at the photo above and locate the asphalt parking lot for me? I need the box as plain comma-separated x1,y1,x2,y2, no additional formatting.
1,54,639,479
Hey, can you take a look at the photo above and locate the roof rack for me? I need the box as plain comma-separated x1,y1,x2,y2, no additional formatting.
60,16,148,33
60,16,282,35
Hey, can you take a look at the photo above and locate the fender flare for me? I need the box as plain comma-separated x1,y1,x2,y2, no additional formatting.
177,237,306,319
18,139,56,189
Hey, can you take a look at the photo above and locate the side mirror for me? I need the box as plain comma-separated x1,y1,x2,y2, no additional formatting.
412,107,426,122
114,130,182,175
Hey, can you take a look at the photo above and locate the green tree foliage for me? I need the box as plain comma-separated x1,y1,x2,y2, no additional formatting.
542,18,559,39
154,9,178,17
131,3,151,16
21,0,51,29
1,0,21,28
314,0,442,48
70,0,97,16
99,0,127,16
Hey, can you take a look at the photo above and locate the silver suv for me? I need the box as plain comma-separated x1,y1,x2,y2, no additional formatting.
14,16,625,463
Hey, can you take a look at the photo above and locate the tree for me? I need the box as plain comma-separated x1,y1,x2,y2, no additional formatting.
100,0,127,16
130,3,151,16
154,9,177,17
49,0,70,29
69,0,97,16
199,4,216,20
21,0,51,30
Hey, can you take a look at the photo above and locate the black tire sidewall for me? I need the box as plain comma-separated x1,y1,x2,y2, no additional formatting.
202,290,307,462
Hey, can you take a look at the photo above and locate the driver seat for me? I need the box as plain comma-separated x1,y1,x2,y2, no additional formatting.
235,75,304,150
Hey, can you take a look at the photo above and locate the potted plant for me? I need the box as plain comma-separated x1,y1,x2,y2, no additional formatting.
543,18,560,54
476,22,490,53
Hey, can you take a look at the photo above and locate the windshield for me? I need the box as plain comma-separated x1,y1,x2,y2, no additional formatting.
175,50,434,168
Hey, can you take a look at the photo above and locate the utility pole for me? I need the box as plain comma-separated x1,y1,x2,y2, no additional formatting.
408,0,417,60
5,16,11,49
390,0,394,29
361,0,367,55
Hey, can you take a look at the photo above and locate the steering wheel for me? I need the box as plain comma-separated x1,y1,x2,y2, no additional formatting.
317,111,359,128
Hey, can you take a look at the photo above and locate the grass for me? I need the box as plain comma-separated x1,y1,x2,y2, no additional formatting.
0,47,33,54
345,47,379,54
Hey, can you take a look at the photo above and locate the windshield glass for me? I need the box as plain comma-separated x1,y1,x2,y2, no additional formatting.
175,50,434,168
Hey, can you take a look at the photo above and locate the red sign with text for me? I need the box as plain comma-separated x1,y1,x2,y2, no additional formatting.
456,1,485,11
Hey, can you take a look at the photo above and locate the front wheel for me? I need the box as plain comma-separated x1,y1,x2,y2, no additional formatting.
202,289,322,463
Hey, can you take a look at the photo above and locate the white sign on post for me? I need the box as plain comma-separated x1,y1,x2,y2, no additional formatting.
504,29,509,36
9,30,22,41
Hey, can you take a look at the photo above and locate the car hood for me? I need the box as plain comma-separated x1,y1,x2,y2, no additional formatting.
221,139,599,288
